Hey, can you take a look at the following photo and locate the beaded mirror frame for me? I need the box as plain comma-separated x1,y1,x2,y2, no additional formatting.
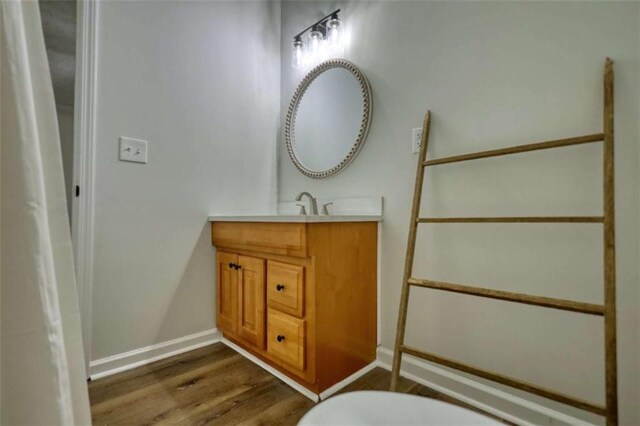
285,59,373,179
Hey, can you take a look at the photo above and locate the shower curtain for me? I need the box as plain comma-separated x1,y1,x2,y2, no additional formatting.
0,0,92,424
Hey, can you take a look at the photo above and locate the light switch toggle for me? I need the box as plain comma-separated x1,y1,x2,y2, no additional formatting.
119,137,148,164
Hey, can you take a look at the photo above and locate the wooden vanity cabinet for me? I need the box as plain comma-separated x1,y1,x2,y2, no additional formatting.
212,221,377,395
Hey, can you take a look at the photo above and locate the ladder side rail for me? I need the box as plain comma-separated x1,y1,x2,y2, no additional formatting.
602,58,617,426
390,111,432,391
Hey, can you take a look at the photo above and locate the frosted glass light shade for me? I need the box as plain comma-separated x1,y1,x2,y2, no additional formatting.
326,17,344,56
292,39,304,69
308,29,325,65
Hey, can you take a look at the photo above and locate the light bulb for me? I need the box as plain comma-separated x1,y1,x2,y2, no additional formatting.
308,28,325,66
326,17,344,56
291,37,304,69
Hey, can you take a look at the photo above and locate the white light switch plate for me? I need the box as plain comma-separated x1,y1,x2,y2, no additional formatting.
412,128,423,154
119,137,148,164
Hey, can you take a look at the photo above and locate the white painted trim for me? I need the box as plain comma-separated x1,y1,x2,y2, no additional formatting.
221,339,379,403
319,362,378,401
377,347,593,426
220,338,320,402
89,329,221,380
72,0,99,377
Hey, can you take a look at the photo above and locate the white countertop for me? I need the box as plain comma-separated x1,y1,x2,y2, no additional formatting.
208,214,383,223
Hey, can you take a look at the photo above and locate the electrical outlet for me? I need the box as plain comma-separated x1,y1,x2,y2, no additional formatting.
119,137,148,164
412,128,423,154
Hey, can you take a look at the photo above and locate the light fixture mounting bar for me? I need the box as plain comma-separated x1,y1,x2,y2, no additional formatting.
294,9,341,40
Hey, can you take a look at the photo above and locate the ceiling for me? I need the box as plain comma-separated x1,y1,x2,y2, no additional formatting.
39,0,76,107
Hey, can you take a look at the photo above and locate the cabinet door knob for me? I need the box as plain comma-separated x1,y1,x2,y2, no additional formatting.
228,262,234,269
276,335,285,342
276,284,285,292
235,264,241,270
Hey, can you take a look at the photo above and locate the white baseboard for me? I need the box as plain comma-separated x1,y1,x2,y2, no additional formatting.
221,337,320,402
221,338,379,404
319,361,378,401
89,329,221,380
377,347,596,426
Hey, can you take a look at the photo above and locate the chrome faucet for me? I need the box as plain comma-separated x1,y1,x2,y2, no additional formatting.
295,191,318,215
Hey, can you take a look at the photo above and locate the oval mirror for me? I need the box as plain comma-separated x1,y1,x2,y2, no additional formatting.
285,60,372,178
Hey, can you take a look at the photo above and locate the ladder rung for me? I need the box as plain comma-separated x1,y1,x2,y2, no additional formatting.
418,216,604,224
408,278,605,315
400,345,606,416
424,133,604,167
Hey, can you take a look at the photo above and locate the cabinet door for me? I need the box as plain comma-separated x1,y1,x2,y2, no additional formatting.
237,255,266,349
216,252,238,335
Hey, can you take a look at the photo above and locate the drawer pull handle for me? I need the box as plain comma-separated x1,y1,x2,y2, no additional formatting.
276,335,285,342
276,284,285,292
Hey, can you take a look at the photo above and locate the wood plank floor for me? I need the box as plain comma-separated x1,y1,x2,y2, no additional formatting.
90,343,508,425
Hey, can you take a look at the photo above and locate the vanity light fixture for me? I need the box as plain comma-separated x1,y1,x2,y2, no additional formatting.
291,9,345,70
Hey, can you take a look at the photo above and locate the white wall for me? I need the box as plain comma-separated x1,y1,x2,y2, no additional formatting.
279,2,639,424
92,1,280,361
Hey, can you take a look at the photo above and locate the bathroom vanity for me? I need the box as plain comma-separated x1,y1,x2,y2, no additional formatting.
209,215,380,397
210,58,380,398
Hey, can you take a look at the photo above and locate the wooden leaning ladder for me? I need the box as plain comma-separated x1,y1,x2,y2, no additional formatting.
390,59,617,425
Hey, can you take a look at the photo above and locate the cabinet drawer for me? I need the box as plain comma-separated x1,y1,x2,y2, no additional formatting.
211,222,307,257
267,309,305,372
267,261,304,318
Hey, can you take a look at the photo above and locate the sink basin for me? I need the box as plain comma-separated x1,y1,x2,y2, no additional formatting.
207,214,382,223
